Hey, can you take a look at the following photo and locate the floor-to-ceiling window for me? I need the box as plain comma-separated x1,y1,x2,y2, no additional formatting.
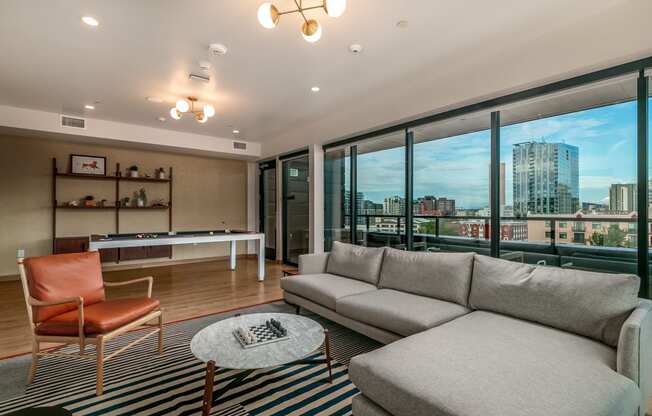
411,111,491,253
499,74,638,273
324,147,350,250
356,132,406,248
283,155,309,265
259,161,277,260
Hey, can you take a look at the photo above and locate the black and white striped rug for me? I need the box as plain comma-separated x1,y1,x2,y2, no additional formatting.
0,302,381,415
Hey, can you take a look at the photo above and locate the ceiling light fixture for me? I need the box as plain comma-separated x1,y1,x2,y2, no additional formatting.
146,96,163,103
82,16,99,27
84,104,95,110
232,129,240,134
257,0,346,43
169,97,216,124
311,86,320,92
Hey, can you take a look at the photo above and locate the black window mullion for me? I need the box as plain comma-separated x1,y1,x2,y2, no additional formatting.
490,111,501,257
637,71,649,298
405,129,414,251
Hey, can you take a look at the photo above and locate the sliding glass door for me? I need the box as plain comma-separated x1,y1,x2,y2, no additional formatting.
283,155,310,265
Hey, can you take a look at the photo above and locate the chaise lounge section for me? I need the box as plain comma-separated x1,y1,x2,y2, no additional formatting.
281,241,652,416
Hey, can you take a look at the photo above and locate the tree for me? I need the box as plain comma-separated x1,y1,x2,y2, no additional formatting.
589,224,628,248
604,224,628,248
588,231,604,246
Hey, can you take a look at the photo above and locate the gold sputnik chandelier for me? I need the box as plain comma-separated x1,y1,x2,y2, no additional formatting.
169,97,215,124
257,0,347,43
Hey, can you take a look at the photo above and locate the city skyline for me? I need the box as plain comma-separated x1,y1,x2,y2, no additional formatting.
356,100,638,209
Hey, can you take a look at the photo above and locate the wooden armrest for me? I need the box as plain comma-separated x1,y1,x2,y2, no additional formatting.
29,296,83,307
30,296,85,339
104,276,153,298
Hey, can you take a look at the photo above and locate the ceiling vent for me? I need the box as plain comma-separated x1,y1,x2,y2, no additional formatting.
189,73,210,83
60,115,86,129
233,141,247,151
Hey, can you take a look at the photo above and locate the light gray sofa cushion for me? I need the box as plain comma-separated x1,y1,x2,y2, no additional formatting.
280,273,377,310
617,299,652,416
336,289,469,337
352,394,393,416
298,252,330,274
349,311,640,416
379,248,474,306
469,255,640,347
326,241,385,285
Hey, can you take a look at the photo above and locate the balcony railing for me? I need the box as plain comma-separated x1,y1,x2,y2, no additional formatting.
329,213,641,275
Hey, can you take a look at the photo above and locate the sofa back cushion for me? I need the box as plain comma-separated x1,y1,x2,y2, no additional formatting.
469,254,640,347
326,241,385,285
379,248,474,306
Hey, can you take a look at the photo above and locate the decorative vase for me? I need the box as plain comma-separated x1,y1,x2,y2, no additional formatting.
137,198,145,207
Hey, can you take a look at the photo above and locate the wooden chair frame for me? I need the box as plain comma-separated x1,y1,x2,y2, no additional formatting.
17,256,163,396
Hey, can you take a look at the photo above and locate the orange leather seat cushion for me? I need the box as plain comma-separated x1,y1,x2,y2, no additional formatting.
35,298,160,336
25,251,106,323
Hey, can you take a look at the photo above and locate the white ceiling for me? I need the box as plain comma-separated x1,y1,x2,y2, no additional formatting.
0,0,650,158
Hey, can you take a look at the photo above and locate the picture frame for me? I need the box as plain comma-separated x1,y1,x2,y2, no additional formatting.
70,154,107,176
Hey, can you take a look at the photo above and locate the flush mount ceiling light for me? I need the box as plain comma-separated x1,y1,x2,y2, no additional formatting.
257,0,346,43
84,104,95,110
169,97,215,124
82,16,99,26
311,86,320,92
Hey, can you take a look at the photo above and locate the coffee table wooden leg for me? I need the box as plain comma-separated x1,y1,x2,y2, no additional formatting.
202,360,216,416
325,329,333,384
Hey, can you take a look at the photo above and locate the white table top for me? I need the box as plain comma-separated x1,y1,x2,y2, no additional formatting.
190,313,325,369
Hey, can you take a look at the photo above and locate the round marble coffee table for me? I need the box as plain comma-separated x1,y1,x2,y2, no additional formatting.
190,313,332,416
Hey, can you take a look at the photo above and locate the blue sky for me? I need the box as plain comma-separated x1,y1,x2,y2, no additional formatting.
356,100,640,209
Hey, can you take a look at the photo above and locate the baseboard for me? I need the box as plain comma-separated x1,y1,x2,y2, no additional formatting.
0,254,261,281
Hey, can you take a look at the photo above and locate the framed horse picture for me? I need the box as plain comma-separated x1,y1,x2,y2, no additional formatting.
70,154,107,176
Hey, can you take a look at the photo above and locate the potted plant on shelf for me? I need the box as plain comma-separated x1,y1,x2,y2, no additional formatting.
128,165,139,178
155,167,166,180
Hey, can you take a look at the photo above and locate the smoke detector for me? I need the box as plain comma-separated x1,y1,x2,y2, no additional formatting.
209,43,228,56
349,43,363,54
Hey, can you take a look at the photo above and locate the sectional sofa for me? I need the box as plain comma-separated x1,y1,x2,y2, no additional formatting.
280,241,652,416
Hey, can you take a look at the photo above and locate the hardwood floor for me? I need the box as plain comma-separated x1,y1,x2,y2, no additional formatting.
0,257,286,358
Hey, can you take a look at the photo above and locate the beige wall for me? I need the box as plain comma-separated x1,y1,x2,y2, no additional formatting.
0,134,249,276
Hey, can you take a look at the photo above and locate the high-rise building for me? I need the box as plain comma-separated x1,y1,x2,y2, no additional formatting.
343,191,364,215
513,141,579,216
383,196,405,215
609,184,637,212
488,162,506,212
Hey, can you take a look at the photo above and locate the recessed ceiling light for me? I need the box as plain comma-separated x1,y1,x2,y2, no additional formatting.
84,104,95,110
396,20,408,29
158,116,166,122
82,16,99,27
311,86,320,92
232,129,240,134
146,96,163,103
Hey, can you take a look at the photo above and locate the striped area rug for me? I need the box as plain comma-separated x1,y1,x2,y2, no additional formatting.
0,302,381,415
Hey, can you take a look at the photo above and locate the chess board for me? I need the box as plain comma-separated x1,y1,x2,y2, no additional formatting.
233,324,290,349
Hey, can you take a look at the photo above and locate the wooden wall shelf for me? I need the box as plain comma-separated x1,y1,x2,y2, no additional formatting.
52,158,174,263
56,205,118,210
56,172,171,183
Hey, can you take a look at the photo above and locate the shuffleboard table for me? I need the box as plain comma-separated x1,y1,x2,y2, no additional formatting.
88,230,266,281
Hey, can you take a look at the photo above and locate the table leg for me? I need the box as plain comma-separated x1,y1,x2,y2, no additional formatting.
257,236,265,281
325,329,333,384
202,361,216,416
229,241,236,270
